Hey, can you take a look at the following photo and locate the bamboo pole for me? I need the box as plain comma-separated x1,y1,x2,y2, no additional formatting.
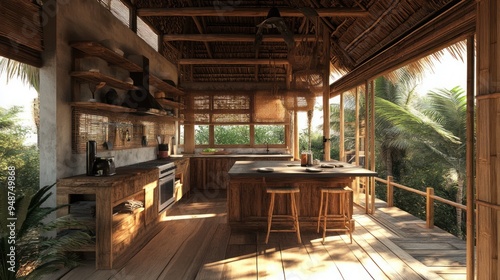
364,81,370,212
339,94,345,161
355,87,360,166
370,80,376,214
476,0,500,278
323,28,331,161
465,34,475,280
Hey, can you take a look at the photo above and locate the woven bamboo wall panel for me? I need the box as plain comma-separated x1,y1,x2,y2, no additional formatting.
187,91,288,124
213,95,250,110
72,108,176,154
194,114,210,123
193,95,210,110
213,114,250,123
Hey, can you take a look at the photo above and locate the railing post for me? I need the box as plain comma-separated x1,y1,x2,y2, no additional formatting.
426,187,434,229
387,176,393,207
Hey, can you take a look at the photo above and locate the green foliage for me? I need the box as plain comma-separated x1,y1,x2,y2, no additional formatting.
373,73,468,239
195,124,286,146
0,58,40,92
0,184,92,279
0,107,39,195
298,129,324,160
254,125,285,144
214,125,250,145
194,125,209,145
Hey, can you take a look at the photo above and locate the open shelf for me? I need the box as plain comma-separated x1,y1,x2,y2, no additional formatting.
71,41,142,72
71,71,138,90
149,75,184,96
70,102,137,113
156,98,185,109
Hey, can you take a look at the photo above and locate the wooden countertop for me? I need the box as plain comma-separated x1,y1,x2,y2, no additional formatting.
182,153,293,158
57,157,188,187
228,160,377,179
57,167,158,187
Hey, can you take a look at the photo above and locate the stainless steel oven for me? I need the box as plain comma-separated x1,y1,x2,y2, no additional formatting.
158,162,176,213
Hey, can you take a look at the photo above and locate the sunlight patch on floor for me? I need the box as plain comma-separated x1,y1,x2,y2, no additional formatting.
160,213,224,221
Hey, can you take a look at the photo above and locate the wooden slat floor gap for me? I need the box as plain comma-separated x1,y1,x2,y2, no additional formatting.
49,190,467,280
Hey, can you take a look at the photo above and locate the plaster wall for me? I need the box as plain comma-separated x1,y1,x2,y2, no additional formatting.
39,0,178,202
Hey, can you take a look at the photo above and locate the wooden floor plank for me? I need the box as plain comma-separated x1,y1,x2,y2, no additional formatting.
322,234,375,280
221,244,258,280
278,232,317,280
301,232,345,279
353,216,420,280
48,190,467,280
257,243,285,280
195,224,232,280
356,214,443,280
341,224,391,280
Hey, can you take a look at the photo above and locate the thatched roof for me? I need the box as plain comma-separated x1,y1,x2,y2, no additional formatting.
128,0,465,90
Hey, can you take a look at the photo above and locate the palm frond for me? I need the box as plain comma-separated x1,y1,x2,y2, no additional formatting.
0,57,40,92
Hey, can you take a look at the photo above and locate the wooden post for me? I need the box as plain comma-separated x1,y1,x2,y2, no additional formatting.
354,87,360,165
476,0,500,278
465,34,475,280
426,187,435,229
322,27,331,161
339,93,345,161
387,176,393,207
294,110,299,160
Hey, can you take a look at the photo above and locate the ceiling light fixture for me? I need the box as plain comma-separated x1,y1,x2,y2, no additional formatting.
255,6,295,50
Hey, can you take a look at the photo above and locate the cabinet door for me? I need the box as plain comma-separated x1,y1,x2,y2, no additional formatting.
144,187,157,226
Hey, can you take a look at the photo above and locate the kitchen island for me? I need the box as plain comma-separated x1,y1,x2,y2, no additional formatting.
227,160,377,229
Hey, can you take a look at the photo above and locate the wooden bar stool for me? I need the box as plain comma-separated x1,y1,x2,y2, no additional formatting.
265,186,301,244
317,187,353,243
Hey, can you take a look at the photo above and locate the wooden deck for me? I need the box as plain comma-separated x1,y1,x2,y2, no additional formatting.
47,190,467,280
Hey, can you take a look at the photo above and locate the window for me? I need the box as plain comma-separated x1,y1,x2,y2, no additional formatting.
214,125,250,145
195,125,209,145
185,93,288,147
137,17,158,51
97,0,129,28
254,125,285,144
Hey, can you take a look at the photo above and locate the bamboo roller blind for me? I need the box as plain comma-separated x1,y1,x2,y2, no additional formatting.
0,0,43,66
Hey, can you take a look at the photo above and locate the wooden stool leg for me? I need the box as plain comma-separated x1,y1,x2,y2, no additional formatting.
322,192,329,243
290,192,301,243
317,191,324,233
265,193,275,244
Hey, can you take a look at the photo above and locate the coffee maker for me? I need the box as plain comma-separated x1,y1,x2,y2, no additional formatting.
86,140,116,176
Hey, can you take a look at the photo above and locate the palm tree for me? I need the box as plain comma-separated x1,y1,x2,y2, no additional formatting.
374,68,421,178
418,87,467,237
0,57,39,92
376,85,467,237
0,57,40,134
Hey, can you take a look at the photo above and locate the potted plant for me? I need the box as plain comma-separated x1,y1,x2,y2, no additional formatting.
0,183,92,279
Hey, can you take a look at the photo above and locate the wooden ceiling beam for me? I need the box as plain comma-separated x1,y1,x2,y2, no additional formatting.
163,34,322,42
137,7,370,17
179,58,290,65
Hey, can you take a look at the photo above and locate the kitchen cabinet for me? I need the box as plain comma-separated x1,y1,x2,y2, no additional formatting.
173,158,190,200
190,155,292,190
57,168,161,269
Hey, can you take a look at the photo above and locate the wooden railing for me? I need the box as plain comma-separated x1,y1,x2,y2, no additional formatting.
373,176,467,229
